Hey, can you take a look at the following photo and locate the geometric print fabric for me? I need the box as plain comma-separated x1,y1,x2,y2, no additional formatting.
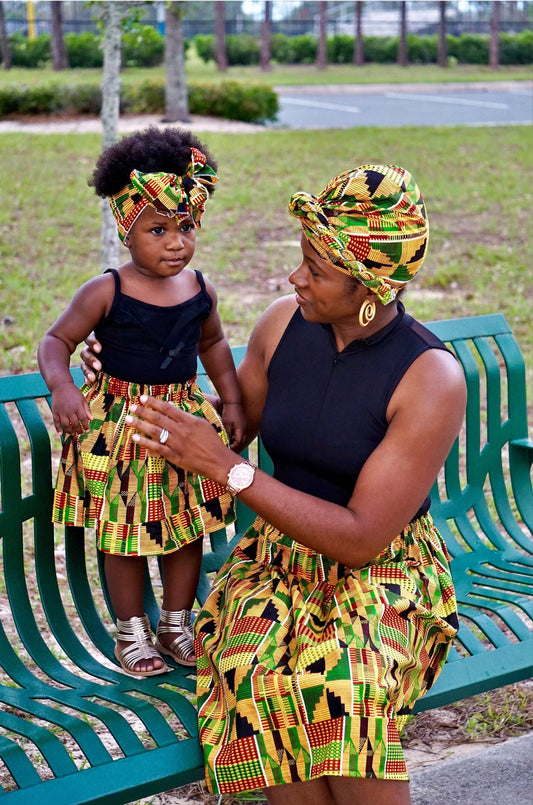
194,515,458,794
288,164,429,305
52,371,235,556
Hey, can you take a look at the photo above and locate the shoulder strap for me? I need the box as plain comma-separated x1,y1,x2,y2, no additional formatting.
103,267,121,294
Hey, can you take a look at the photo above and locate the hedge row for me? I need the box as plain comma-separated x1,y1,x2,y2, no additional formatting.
196,30,533,66
2,27,532,69
3,27,169,68
0,78,279,124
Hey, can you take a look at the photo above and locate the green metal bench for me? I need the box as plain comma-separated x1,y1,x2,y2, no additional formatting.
0,314,531,803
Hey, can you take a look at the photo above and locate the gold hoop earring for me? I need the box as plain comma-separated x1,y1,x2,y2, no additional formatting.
358,299,376,327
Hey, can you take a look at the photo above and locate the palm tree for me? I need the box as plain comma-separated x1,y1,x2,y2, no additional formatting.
397,0,408,67
260,0,272,72
0,1,12,69
490,0,500,71
438,1,447,68
50,1,67,70
215,0,228,71
164,1,189,122
316,0,327,70
353,1,364,66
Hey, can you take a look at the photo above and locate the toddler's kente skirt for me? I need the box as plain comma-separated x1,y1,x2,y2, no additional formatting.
52,372,235,556
194,514,458,794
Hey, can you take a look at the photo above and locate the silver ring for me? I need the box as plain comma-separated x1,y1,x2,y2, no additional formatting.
159,427,169,445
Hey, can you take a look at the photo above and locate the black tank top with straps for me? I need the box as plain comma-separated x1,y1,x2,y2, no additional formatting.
260,302,450,518
93,268,212,384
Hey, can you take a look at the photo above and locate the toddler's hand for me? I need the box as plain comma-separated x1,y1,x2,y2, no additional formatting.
52,384,92,435
221,402,246,453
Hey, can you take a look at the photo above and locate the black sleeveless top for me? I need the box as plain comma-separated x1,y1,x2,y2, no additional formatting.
94,269,212,384
260,302,450,518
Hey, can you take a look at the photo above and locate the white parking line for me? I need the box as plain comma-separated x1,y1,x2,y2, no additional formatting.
385,92,508,109
282,98,361,113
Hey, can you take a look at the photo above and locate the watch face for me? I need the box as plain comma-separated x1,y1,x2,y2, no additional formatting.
227,462,255,493
230,464,254,487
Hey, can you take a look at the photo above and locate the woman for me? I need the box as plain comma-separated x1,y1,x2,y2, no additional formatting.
84,165,466,805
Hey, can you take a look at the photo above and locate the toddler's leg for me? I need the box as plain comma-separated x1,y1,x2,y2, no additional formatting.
104,553,167,676
156,538,203,666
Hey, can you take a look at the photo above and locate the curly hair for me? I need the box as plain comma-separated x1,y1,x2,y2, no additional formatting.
89,126,218,198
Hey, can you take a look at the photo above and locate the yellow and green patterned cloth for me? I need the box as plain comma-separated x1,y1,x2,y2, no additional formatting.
53,372,235,555
288,164,428,304
109,146,218,243
194,515,458,794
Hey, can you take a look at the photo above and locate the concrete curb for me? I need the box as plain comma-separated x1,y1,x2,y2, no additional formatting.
410,733,533,805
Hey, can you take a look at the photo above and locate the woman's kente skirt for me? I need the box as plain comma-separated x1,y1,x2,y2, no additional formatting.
194,514,459,795
52,372,235,556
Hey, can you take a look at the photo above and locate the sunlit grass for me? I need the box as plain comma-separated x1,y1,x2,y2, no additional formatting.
0,125,531,399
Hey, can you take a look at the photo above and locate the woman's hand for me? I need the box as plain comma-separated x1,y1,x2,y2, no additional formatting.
126,395,234,484
80,332,102,384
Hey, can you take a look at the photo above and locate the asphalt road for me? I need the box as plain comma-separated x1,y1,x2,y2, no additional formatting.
269,81,533,129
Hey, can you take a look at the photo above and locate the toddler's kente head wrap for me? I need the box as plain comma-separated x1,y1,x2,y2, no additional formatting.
288,164,428,304
109,146,218,243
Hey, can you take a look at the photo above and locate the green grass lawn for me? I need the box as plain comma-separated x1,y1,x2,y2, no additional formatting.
1,125,531,399
0,59,531,91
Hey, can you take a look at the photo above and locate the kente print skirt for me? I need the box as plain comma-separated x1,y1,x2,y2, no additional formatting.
52,371,235,556
194,514,459,794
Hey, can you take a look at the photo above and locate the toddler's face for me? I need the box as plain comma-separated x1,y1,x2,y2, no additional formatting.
126,207,196,278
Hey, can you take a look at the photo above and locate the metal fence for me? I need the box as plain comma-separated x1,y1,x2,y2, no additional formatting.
3,0,533,39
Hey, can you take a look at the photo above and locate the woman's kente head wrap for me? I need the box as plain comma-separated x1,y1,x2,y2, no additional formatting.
288,164,428,304
109,147,218,243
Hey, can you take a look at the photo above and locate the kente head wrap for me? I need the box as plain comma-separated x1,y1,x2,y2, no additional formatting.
288,164,428,304
109,146,218,243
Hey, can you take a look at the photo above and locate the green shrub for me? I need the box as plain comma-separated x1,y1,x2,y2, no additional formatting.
65,31,103,68
270,32,296,63
327,34,353,64
225,34,260,66
122,79,165,113
189,80,278,123
62,82,102,114
454,33,489,64
407,33,438,64
122,25,165,67
0,75,278,124
290,34,317,64
363,35,396,63
0,82,60,113
9,32,51,67
500,30,533,65
194,34,215,63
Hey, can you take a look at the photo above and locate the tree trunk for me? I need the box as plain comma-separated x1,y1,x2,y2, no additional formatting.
397,0,408,67
50,1,68,70
100,1,123,270
164,1,189,122
316,0,327,70
353,1,364,66
215,1,228,71
260,1,272,72
437,1,447,68
0,1,11,69
490,0,500,71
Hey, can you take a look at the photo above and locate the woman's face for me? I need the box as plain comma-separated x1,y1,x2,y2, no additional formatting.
289,235,365,325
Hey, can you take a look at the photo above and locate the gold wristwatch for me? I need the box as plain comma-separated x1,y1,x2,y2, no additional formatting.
225,460,256,496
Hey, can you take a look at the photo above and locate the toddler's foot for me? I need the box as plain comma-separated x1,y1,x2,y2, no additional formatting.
155,609,196,667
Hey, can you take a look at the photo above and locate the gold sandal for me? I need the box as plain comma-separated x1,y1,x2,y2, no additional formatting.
154,609,196,667
114,614,169,677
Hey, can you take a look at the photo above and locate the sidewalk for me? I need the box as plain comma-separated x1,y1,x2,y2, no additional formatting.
0,112,265,135
409,733,533,805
